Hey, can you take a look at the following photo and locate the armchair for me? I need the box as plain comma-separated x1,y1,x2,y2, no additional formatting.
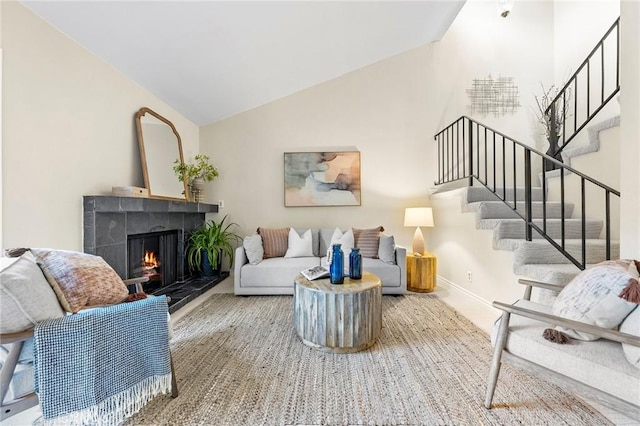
1,251,178,423
485,278,640,420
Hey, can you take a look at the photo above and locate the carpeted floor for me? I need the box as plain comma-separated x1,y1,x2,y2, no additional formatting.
127,294,610,425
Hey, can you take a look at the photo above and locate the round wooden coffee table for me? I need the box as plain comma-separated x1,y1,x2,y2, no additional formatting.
293,271,382,353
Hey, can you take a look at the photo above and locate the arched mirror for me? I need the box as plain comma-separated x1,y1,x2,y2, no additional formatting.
135,107,189,201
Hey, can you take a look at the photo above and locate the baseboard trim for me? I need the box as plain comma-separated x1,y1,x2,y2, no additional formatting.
434,275,501,334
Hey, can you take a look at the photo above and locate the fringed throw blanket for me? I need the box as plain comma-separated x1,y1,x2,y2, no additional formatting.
34,296,172,426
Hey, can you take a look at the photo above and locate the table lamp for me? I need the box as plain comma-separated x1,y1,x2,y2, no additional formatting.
404,207,434,256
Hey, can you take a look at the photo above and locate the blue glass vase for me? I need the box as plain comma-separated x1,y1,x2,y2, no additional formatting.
329,244,344,284
349,248,362,280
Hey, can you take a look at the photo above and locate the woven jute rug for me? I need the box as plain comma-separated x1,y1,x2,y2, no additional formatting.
127,294,610,425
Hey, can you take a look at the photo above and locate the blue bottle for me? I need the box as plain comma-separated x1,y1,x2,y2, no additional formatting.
329,244,344,284
349,248,362,280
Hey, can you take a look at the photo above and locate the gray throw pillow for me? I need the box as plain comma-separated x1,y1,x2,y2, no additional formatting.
243,234,264,265
0,251,65,333
378,234,396,264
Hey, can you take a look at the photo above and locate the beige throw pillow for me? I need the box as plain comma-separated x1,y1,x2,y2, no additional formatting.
0,251,65,333
31,248,129,313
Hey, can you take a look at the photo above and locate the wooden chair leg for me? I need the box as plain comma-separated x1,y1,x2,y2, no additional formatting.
485,311,511,409
1,339,39,421
170,354,179,398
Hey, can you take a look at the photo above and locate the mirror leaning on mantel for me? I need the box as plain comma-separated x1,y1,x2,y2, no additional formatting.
135,107,190,201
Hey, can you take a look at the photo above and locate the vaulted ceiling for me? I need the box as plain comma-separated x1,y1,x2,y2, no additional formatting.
22,1,465,126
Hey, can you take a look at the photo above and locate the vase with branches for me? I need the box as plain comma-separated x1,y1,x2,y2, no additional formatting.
534,83,572,171
173,154,219,202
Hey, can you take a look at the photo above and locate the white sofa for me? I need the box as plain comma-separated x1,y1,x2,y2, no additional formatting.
234,228,407,295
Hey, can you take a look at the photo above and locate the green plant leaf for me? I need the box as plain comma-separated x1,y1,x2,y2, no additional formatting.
185,215,242,273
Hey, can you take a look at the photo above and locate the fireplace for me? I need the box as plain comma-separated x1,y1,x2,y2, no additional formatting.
127,230,179,293
83,196,228,312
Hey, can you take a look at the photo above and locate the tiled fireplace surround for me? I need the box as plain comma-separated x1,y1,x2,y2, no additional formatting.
83,196,218,282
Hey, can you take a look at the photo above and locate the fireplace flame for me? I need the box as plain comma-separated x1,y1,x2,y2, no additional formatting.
142,250,160,270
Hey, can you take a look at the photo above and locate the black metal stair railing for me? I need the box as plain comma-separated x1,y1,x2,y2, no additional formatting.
434,116,620,270
545,18,620,164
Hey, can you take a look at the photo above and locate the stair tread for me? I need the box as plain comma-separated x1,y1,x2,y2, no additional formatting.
478,217,603,230
515,238,619,245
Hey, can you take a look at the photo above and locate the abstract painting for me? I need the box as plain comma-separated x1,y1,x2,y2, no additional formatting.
284,151,361,207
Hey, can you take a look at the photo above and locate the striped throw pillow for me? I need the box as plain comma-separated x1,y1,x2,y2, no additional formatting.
353,226,384,258
257,228,290,258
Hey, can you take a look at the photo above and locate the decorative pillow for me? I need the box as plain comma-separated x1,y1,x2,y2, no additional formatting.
243,234,264,265
296,228,319,256
550,259,640,341
285,229,314,258
0,251,65,333
353,226,384,258
31,248,129,313
328,228,355,256
378,234,396,264
257,228,289,258
620,306,640,369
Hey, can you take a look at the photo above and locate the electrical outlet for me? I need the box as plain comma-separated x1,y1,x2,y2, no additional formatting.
467,271,473,283
218,200,224,208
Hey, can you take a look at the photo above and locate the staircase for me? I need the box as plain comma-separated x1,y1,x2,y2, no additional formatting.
459,185,619,287
432,18,621,293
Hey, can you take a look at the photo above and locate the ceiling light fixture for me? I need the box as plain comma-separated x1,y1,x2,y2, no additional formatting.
498,0,514,17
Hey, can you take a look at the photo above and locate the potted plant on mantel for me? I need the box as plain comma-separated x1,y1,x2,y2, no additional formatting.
185,215,241,277
172,154,219,202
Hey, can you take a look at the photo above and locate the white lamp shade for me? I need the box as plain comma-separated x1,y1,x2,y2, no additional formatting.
404,207,434,227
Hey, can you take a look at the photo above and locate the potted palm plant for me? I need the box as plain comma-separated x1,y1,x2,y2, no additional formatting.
186,215,242,276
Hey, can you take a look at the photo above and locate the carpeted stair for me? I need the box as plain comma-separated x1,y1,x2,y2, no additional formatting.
460,186,619,286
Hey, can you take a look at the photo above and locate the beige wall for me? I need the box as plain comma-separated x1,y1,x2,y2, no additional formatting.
1,2,199,250
200,1,555,250
553,0,620,83
619,0,640,258
200,44,431,246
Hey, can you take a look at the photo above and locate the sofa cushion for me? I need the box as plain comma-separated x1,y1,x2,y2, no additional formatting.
378,234,396,264
0,252,65,333
551,259,639,341
620,307,640,368
243,234,264,265
353,226,384,258
285,229,314,258
240,257,320,288
257,227,289,258
31,248,129,313
362,258,401,287
493,299,640,406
